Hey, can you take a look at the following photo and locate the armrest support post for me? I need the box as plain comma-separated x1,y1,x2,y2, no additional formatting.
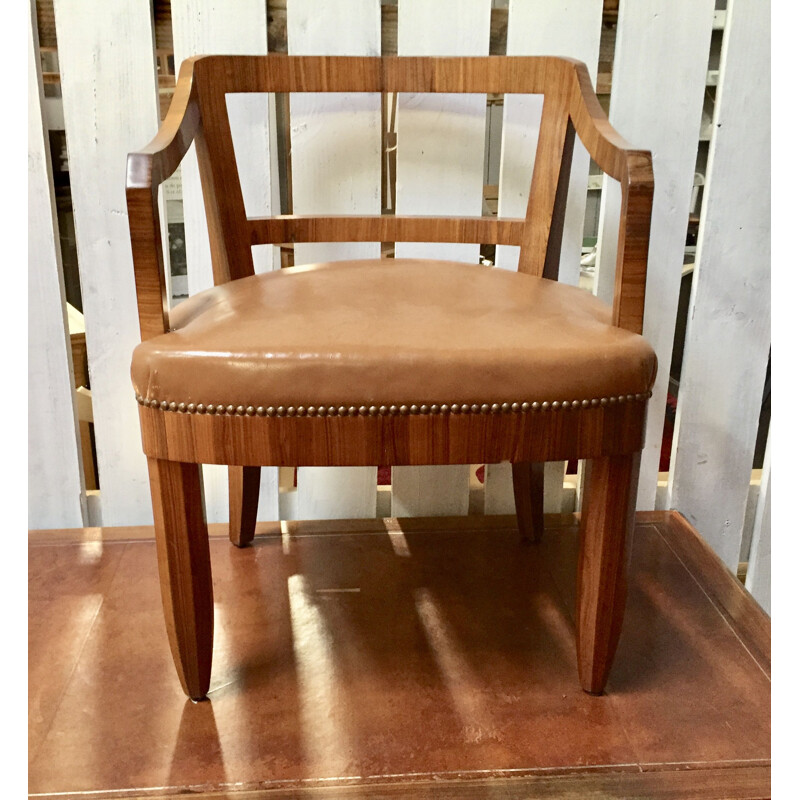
126,58,201,341
126,178,169,341
567,62,654,334
613,154,654,335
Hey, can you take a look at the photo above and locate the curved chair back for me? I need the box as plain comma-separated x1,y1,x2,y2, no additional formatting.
127,55,653,342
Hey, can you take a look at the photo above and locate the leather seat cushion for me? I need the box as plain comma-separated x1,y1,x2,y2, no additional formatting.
131,259,657,411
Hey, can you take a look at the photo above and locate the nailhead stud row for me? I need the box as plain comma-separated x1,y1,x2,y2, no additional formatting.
135,392,651,417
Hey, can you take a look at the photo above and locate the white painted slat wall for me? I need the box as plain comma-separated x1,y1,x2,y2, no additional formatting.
28,2,86,530
391,0,491,517
29,4,770,626
288,0,381,520
495,0,602,284
53,0,160,526
171,0,280,525
667,0,771,571
746,431,770,615
485,0,603,516
595,0,716,510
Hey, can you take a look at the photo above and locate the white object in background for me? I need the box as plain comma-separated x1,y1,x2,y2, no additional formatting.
28,4,86,529
594,0,716,511
746,432,770,615
288,0,381,520
391,0,491,518
54,0,161,525
668,0,771,571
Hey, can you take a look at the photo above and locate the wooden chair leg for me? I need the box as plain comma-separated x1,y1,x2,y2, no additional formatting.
576,453,640,695
229,466,260,547
147,457,214,701
512,461,544,543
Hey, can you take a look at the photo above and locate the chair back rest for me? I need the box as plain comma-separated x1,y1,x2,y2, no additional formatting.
186,54,615,285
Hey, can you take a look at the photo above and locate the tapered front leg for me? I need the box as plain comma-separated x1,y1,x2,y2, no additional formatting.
148,457,213,700
512,461,544,543
228,466,260,547
576,453,640,694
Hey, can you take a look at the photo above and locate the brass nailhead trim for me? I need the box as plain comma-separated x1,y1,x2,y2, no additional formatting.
135,391,652,416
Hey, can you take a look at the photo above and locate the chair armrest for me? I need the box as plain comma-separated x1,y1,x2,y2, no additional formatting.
127,56,201,190
126,58,201,341
568,61,654,335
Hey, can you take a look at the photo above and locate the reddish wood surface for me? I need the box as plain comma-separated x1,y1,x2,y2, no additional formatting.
147,457,213,700
576,453,640,693
512,461,545,543
28,512,770,800
228,466,260,548
518,95,575,278
137,400,649,467
663,510,770,677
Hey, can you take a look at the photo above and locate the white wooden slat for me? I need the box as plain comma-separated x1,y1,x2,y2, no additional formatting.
745,432,770,615
28,2,86,530
43,96,65,131
668,0,770,571
484,462,570,516
394,0,490,264
738,473,764,562
390,0,491,518
53,0,160,525
486,0,603,516
171,0,280,524
545,462,567,514
391,465,465,519
574,459,587,513
494,91,544,273
288,0,380,520
288,0,382,267
495,0,602,282
484,102,503,186
483,462,516,516
594,0,716,510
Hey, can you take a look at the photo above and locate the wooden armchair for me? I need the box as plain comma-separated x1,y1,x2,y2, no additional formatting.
127,55,655,701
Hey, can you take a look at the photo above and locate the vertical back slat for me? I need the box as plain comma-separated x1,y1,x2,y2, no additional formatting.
539,118,576,281
171,1,279,525
668,0,770,571
487,0,602,516
54,0,159,525
28,1,86,529
516,98,573,278
595,0,715,510
193,84,254,285
745,430,770,615
288,0,381,520
391,0,491,518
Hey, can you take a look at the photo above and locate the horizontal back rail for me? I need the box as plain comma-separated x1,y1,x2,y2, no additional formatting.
247,215,526,246
196,54,576,96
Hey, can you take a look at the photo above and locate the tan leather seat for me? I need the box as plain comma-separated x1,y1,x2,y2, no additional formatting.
132,259,657,413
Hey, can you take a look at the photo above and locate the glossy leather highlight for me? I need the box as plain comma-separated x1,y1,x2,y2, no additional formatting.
131,259,657,410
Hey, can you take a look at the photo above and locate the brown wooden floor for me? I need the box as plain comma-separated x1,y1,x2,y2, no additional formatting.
29,511,770,799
